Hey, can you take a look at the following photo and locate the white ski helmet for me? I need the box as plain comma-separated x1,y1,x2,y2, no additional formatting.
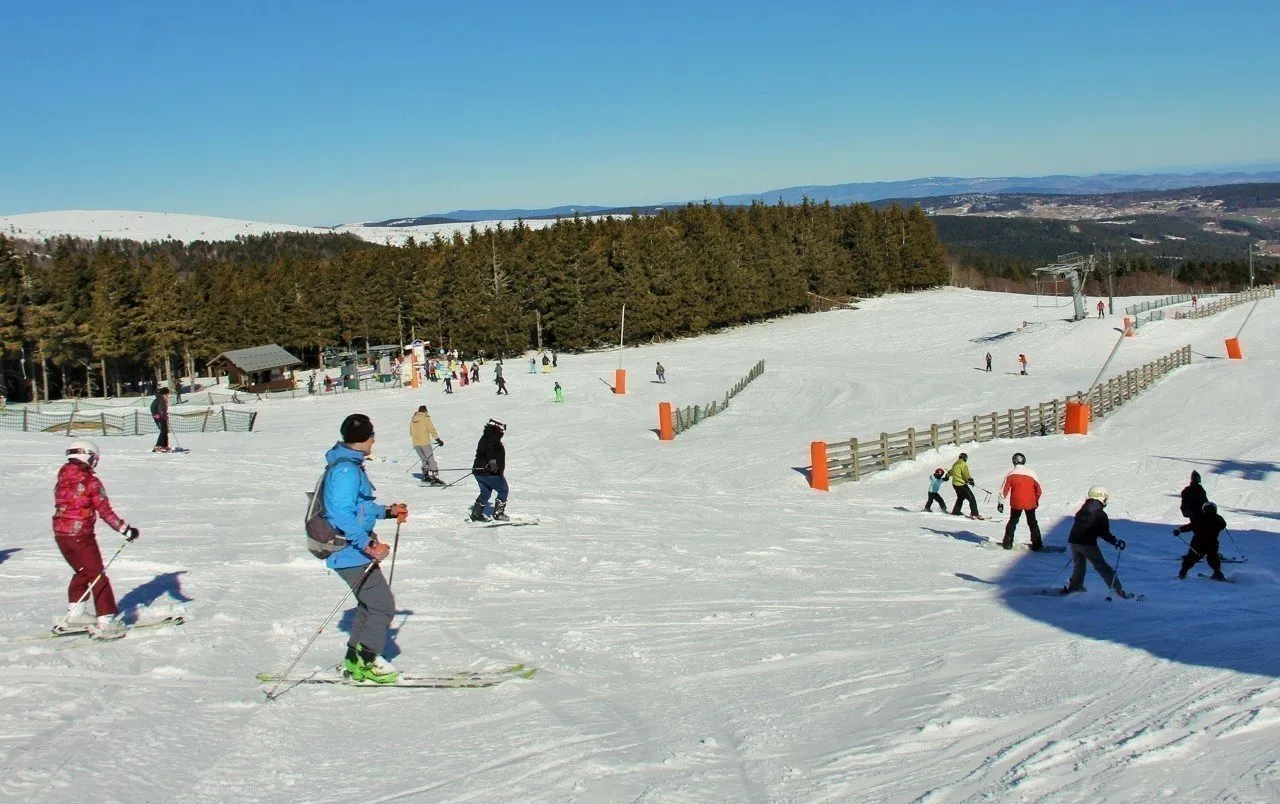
66,439,101,467
1087,485,1109,504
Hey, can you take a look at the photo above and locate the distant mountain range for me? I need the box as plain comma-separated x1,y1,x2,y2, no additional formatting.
383,169,1280,225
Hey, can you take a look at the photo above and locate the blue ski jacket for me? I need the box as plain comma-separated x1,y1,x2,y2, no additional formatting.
928,475,945,494
321,443,386,570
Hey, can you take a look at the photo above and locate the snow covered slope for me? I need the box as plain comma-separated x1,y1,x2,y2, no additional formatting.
1,288,1277,801
0,209,565,246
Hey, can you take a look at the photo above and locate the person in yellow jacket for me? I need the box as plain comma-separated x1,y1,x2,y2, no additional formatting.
948,452,983,519
409,405,445,486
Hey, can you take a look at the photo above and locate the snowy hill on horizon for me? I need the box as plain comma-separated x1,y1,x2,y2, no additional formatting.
1,287,1279,801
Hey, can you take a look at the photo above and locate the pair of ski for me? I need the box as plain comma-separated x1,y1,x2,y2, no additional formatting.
1036,588,1144,601
980,541,1067,554
464,517,539,528
6,616,187,644
257,662,536,689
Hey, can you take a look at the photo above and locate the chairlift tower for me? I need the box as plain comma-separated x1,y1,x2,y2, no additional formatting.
1035,252,1094,321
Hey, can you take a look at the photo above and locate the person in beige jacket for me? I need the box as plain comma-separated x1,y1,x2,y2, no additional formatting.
409,405,445,485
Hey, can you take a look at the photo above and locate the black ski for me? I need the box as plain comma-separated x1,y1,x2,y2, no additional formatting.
1198,572,1237,584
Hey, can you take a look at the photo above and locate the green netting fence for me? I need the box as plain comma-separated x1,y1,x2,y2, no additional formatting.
0,404,258,436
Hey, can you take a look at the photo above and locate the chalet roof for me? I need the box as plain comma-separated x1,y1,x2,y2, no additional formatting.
209,344,302,373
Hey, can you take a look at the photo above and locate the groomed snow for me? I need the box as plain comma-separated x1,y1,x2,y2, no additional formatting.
1,287,1278,801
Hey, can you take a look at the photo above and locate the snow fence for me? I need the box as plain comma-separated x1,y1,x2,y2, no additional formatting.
0,403,258,437
663,360,765,438
810,344,1191,489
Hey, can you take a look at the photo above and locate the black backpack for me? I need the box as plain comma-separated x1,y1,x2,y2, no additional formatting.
304,457,365,559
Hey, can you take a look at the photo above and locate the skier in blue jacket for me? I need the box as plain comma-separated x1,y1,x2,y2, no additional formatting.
322,413,408,683
925,468,949,512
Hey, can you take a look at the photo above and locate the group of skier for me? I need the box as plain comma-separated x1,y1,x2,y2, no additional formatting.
923,454,1230,597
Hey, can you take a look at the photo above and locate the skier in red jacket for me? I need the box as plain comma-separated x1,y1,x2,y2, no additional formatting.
998,452,1043,550
52,440,139,638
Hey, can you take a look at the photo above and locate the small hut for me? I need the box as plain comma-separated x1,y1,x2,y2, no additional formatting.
208,345,303,393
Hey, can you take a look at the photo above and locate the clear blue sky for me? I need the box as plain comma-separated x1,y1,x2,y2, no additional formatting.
2,0,1276,224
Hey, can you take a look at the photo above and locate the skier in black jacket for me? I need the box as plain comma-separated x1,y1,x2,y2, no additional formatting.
470,418,508,522
1179,471,1208,519
1175,501,1228,580
1062,486,1128,596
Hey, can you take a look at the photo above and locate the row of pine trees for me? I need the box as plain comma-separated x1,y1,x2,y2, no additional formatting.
0,201,950,402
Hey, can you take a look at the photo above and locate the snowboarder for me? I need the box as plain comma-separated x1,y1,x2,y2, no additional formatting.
470,418,509,522
322,414,408,683
656,362,666,383
947,453,981,519
984,353,992,372
1018,354,1028,375
925,468,949,512
409,405,445,486
554,382,564,403
998,452,1043,550
1096,300,1106,319
52,440,140,639
1175,501,1228,580
1062,486,1127,596
150,387,171,452
1179,470,1208,519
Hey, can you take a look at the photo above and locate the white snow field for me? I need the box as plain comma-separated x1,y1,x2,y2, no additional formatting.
0,210,570,247
1,287,1278,802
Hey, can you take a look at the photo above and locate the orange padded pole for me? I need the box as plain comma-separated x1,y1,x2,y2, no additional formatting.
1225,338,1242,359
810,441,829,491
658,402,674,441
1064,401,1091,435
614,368,626,395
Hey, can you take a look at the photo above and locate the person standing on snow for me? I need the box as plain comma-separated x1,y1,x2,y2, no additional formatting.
925,468,949,512
998,452,1043,550
1175,501,1228,581
553,382,564,403
470,418,509,522
1018,354,1028,375
470,363,480,384
409,405,445,486
494,360,509,395
1096,300,1106,319
984,353,992,372
52,440,140,638
150,387,171,452
1179,470,1208,519
1062,486,1127,596
656,362,666,383
322,414,408,683
948,453,982,519
528,356,537,374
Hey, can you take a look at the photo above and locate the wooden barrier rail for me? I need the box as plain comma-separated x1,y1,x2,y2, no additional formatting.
810,345,1192,488
1187,285,1274,319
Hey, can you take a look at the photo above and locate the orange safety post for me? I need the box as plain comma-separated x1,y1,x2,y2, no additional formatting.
614,368,627,395
809,441,829,491
658,402,674,441
1064,400,1091,435
1225,338,1243,359
410,353,420,389
1123,317,1134,337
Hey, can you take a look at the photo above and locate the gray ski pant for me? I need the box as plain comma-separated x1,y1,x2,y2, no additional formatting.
336,563,395,656
414,444,438,475
1068,543,1123,593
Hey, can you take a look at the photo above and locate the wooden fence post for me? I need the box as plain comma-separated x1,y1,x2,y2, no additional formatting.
880,433,890,470
221,406,228,431
952,420,960,445
930,424,939,451
907,427,917,460
100,412,107,436
809,442,829,490
971,416,980,443
23,407,29,432
850,438,860,481
202,409,212,432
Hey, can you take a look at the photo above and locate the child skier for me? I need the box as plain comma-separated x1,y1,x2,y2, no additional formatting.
947,453,982,519
52,440,140,638
925,468,948,512
1062,486,1128,596
151,387,171,452
470,418,509,522
322,414,408,683
1175,501,1228,580
554,382,564,403
998,452,1043,550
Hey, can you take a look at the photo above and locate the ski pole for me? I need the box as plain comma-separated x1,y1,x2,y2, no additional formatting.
442,470,475,489
55,538,130,630
1224,527,1244,557
265,561,376,701
1106,543,1125,602
1048,553,1074,591
387,521,402,587
1171,529,1202,557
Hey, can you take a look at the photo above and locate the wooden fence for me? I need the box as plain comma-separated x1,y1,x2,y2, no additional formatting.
669,360,765,436
811,345,1191,488
1187,285,1274,319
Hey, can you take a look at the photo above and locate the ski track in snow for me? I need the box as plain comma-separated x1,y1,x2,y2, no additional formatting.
1,287,1279,802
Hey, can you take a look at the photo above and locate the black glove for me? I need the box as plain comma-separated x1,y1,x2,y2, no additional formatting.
1115,539,1126,551
123,525,140,542
1172,527,1180,536
997,503,1005,514
967,479,975,487
435,438,444,447
486,459,499,474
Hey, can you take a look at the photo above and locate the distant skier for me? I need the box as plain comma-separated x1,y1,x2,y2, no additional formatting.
1179,470,1208,519
150,387,171,452
443,372,453,394
997,452,1043,550
528,357,537,374
470,363,480,384
984,353,992,373
947,453,982,519
409,405,445,486
470,419,509,522
541,354,551,374
322,414,408,683
1018,354,1028,375
1175,501,1227,581
656,362,666,383
1096,300,1105,319
308,371,316,395
52,440,140,639
925,468,949,512
495,361,509,395
554,382,564,403
459,361,469,387
551,352,558,368
1062,486,1128,597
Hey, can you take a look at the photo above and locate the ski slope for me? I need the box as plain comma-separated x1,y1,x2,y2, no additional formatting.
1,287,1278,802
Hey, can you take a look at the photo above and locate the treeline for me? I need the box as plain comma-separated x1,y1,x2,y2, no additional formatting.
0,201,949,402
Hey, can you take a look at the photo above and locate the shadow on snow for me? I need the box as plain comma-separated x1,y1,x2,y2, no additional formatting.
117,571,195,624
338,608,414,660
1154,455,1280,482
0,547,21,566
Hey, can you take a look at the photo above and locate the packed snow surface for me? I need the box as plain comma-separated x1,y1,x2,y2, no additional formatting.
1,288,1278,802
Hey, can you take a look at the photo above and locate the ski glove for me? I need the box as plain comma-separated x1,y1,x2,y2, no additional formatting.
386,502,409,523
486,459,499,474
1172,527,1181,536
997,503,1005,514
435,438,444,447
365,540,391,561
122,525,140,542
967,479,975,487
1115,539,1126,551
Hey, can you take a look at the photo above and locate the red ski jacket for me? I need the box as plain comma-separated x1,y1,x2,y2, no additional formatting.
1000,466,1042,511
52,461,125,540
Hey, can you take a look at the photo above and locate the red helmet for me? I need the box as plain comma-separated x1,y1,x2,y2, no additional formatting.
934,468,945,477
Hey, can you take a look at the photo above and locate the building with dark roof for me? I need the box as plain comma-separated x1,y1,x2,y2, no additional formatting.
207,345,303,393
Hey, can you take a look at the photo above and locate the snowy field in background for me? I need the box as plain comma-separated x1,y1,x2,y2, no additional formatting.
0,210,568,246
1,287,1278,802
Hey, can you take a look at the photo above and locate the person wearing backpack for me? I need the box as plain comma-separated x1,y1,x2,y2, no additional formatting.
319,414,409,683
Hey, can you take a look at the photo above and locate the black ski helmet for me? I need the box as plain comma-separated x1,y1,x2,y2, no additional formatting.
958,452,968,461
1012,452,1026,466
1202,501,1217,515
